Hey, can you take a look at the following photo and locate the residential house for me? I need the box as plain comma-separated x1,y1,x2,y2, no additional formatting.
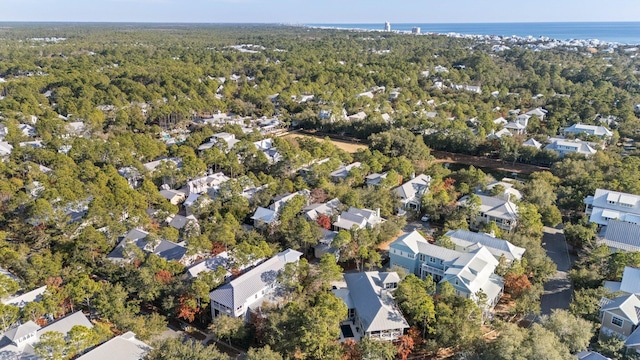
599,294,640,353
159,188,186,205
117,167,142,189
330,162,362,182
314,229,339,259
605,266,640,295
333,207,384,231
576,351,611,360
393,174,431,211
444,229,525,263
365,172,388,187
333,272,409,342
515,114,531,126
481,179,523,201
209,249,302,320
2,286,47,309
18,124,36,137
522,138,542,150
0,142,13,157
584,189,640,227
347,112,367,122
251,189,310,228
107,229,193,265
0,311,93,359
389,231,504,307
459,194,518,232
303,198,342,221
186,172,230,196
597,220,640,252
504,121,526,135
493,117,508,126
544,138,597,158
525,107,547,121
142,157,182,173
564,123,613,139
76,332,151,360
486,128,512,140
166,214,198,231
253,138,282,164
186,250,263,279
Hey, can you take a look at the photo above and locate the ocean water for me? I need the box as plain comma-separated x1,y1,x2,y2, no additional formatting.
307,22,640,45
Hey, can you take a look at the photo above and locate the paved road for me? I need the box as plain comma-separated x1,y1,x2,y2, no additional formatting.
540,226,575,316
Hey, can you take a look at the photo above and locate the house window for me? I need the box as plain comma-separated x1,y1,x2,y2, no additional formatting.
612,316,624,327
429,257,435,263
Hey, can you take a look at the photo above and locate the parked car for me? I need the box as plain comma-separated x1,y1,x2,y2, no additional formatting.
421,215,430,222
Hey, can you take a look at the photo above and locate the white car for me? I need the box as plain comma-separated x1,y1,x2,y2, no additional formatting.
421,215,430,222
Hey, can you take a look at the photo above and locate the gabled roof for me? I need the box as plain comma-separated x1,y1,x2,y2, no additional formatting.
2,286,47,308
601,294,640,325
522,138,542,149
390,231,460,261
303,198,342,221
38,311,93,336
330,162,362,179
108,231,187,263
76,332,151,360
588,190,640,226
545,138,597,156
599,220,640,252
341,272,409,333
564,123,613,137
461,194,518,221
168,214,197,230
209,249,302,311
440,247,503,302
525,108,547,117
618,267,640,294
393,174,431,201
445,229,525,262
251,207,277,224
3,321,39,344
576,351,610,360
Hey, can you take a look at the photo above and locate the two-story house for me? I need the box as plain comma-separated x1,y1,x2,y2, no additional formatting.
444,229,525,264
333,271,409,342
251,189,310,228
389,231,504,308
597,220,640,252
329,162,362,183
459,194,518,232
544,138,597,158
584,189,640,227
393,174,431,211
333,207,384,232
209,249,302,321
600,294,640,353
564,123,613,139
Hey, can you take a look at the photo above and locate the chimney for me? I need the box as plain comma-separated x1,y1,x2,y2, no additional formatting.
376,208,381,218
411,172,416,179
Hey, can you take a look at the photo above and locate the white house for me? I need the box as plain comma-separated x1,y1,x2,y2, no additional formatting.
334,272,409,342
564,123,613,139
459,194,518,232
389,231,504,308
605,266,640,295
198,132,240,152
522,138,542,150
393,174,431,210
330,162,362,182
584,189,640,226
209,249,302,320
544,138,597,158
251,190,310,228
76,332,151,360
444,229,525,263
333,207,384,231
597,220,640,252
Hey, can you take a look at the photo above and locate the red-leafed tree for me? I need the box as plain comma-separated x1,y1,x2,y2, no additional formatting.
317,214,332,230
395,334,415,360
342,338,360,360
154,270,172,284
176,294,199,322
504,273,532,299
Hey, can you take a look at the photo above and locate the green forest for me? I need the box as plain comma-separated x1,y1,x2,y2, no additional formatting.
0,23,639,359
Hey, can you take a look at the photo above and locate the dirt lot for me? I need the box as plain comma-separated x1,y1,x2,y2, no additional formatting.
281,133,368,153
431,150,550,175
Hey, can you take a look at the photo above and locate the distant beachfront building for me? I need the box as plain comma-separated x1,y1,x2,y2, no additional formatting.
412,27,421,34
384,22,391,32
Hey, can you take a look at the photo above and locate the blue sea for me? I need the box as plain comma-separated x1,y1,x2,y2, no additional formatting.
307,22,640,45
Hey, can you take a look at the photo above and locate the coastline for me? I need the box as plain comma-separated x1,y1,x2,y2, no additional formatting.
303,22,640,46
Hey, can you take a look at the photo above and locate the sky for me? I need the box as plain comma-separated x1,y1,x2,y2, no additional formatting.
1,0,639,24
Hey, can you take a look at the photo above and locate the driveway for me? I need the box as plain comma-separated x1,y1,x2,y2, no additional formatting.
540,226,575,316
403,221,436,237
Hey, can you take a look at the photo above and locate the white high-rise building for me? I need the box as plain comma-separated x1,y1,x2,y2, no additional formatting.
384,22,391,32
412,27,421,34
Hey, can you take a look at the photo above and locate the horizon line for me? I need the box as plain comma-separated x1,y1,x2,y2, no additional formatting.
0,20,639,25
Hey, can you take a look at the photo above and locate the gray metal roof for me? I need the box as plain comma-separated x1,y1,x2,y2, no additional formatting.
600,220,640,252
76,332,151,360
601,294,640,325
37,311,92,338
342,272,409,333
209,249,302,311
445,229,525,261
